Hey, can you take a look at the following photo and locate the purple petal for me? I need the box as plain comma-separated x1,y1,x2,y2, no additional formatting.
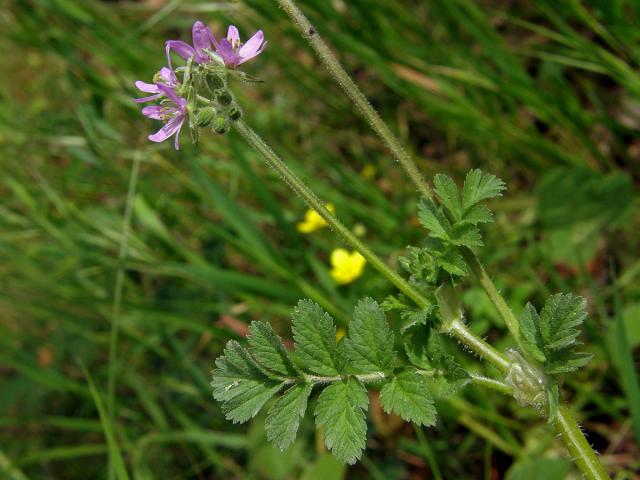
142,105,176,119
156,83,182,107
135,80,159,94
227,25,240,45
215,39,238,66
165,40,195,68
238,30,264,58
174,117,185,150
134,93,161,104
192,21,212,61
148,114,184,144
158,67,177,86
238,40,267,65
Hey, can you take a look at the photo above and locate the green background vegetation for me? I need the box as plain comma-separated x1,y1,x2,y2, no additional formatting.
1,0,639,478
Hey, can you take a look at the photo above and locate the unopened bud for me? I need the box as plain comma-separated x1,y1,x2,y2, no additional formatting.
207,73,225,90
213,116,229,134
195,107,216,128
228,106,242,121
216,89,233,106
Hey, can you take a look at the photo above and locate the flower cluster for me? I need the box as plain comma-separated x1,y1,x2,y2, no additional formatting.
134,21,266,149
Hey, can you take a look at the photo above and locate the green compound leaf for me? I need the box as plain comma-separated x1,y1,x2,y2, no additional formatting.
418,198,453,242
519,303,547,362
517,294,592,375
211,341,284,423
459,203,493,225
247,321,300,377
540,294,587,351
544,350,593,375
450,223,483,248
418,170,504,267
434,174,463,221
436,246,468,277
461,169,506,210
343,298,395,374
266,383,313,451
292,300,344,376
315,379,369,465
380,370,436,427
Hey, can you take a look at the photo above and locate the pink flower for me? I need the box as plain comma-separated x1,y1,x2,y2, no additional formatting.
213,25,267,68
134,67,178,104
142,84,187,150
165,21,216,68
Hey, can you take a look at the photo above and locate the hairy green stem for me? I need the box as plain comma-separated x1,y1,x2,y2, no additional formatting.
556,405,609,480
462,250,521,346
301,372,386,386
448,319,510,373
288,370,510,396
276,0,431,199
469,374,513,396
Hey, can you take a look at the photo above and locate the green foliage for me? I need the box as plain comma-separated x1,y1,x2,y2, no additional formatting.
212,298,442,464
460,170,506,211
292,300,344,376
211,341,284,424
403,324,469,381
248,321,302,377
266,383,313,451
315,379,369,464
518,293,592,375
379,370,436,426
422,170,505,248
414,169,506,292
342,298,395,374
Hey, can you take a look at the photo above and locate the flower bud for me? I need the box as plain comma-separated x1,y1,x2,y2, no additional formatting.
227,106,242,121
213,116,229,134
207,73,226,90
195,107,216,128
215,89,233,106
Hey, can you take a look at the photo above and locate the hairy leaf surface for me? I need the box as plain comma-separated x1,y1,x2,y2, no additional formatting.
343,298,394,374
380,370,436,426
248,321,300,377
462,169,506,209
266,383,313,450
315,379,369,465
434,174,462,221
517,294,592,375
292,300,343,376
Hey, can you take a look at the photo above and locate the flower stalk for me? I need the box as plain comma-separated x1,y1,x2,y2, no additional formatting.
557,405,610,480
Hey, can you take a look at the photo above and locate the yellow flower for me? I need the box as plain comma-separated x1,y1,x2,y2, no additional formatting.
297,203,335,234
330,248,366,285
